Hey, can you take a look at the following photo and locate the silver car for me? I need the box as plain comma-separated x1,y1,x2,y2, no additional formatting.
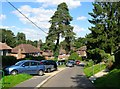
4,60,45,76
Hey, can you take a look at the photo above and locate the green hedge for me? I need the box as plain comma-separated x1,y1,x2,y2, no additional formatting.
2,56,17,68
84,63,106,77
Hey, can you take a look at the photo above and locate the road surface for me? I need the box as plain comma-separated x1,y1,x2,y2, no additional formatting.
40,66,95,89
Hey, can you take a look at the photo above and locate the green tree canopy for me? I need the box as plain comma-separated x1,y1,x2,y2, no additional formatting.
1,29,16,47
86,2,120,63
46,2,75,57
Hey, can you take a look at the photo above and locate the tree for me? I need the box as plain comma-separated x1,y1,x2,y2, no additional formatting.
68,52,82,61
74,37,86,49
46,2,75,57
1,29,16,47
86,2,120,63
16,32,26,45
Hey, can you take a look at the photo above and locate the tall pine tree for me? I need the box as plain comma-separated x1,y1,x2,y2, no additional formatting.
46,2,75,57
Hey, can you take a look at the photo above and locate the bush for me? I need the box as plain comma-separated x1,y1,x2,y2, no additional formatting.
68,52,82,61
85,59,94,68
87,48,105,63
2,56,17,68
16,55,46,63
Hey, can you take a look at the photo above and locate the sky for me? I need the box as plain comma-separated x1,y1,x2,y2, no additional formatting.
0,0,94,43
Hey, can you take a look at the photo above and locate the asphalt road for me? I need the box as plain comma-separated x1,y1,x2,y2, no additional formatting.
40,66,95,89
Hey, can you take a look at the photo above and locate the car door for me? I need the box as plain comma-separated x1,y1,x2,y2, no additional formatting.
21,62,30,74
29,62,38,74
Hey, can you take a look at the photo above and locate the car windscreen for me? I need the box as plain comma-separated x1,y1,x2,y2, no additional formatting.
15,61,24,66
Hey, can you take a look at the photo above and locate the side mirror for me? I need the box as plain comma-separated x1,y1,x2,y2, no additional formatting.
22,65,25,67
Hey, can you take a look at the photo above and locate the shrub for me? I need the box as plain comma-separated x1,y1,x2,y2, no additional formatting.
2,56,17,68
25,55,45,61
85,59,94,68
68,52,82,61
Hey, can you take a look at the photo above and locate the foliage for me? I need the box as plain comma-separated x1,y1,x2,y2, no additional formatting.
94,69,120,89
16,32,26,45
23,55,45,61
86,2,120,63
87,48,105,63
85,60,94,68
46,2,75,57
2,56,17,68
0,74,32,89
68,52,82,61
114,46,120,65
74,37,86,49
84,63,106,77
1,29,16,47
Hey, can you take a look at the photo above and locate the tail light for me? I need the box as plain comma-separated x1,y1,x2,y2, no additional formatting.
40,62,43,64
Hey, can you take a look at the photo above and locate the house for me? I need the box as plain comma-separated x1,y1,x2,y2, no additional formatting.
0,42,12,56
42,50,54,60
58,49,70,60
11,44,42,59
76,46,87,58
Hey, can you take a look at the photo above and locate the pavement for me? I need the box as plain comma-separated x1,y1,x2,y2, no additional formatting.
11,67,66,89
89,69,109,83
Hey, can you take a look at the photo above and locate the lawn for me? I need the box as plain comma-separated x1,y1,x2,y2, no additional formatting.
58,64,66,68
0,74,32,89
94,69,120,89
84,63,106,77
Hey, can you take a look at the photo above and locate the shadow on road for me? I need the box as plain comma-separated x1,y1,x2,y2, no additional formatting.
71,74,95,89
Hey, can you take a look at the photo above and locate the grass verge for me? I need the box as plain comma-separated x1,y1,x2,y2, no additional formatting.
58,65,66,68
84,63,106,77
94,69,120,89
0,74,32,89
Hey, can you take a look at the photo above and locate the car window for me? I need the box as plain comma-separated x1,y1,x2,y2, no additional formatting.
31,62,38,66
23,62,29,66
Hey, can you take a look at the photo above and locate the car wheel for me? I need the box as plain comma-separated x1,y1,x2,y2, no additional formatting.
47,68,51,73
11,70,18,75
38,70,44,76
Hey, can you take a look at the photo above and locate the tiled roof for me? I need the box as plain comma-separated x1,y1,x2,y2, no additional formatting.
42,50,53,56
0,42,12,50
12,44,41,53
76,46,87,51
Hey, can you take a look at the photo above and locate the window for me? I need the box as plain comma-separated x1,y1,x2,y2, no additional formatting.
23,62,29,66
31,62,38,66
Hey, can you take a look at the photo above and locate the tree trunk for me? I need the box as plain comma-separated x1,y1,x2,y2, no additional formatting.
53,33,60,58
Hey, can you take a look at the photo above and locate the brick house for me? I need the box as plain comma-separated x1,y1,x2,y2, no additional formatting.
11,44,42,59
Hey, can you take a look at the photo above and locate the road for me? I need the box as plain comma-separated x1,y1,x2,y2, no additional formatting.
40,66,95,89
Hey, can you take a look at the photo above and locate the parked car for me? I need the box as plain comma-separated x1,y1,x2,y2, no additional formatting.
66,60,75,67
79,62,86,67
40,60,57,72
75,60,80,65
4,60,45,76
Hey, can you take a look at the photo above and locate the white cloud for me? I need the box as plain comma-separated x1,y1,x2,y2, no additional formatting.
72,24,89,37
21,28,47,42
73,25,86,33
77,16,87,20
12,5,55,29
0,14,6,21
35,0,81,9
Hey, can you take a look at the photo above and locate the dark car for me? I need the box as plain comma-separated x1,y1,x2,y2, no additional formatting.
4,60,45,76
40,60,57,72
